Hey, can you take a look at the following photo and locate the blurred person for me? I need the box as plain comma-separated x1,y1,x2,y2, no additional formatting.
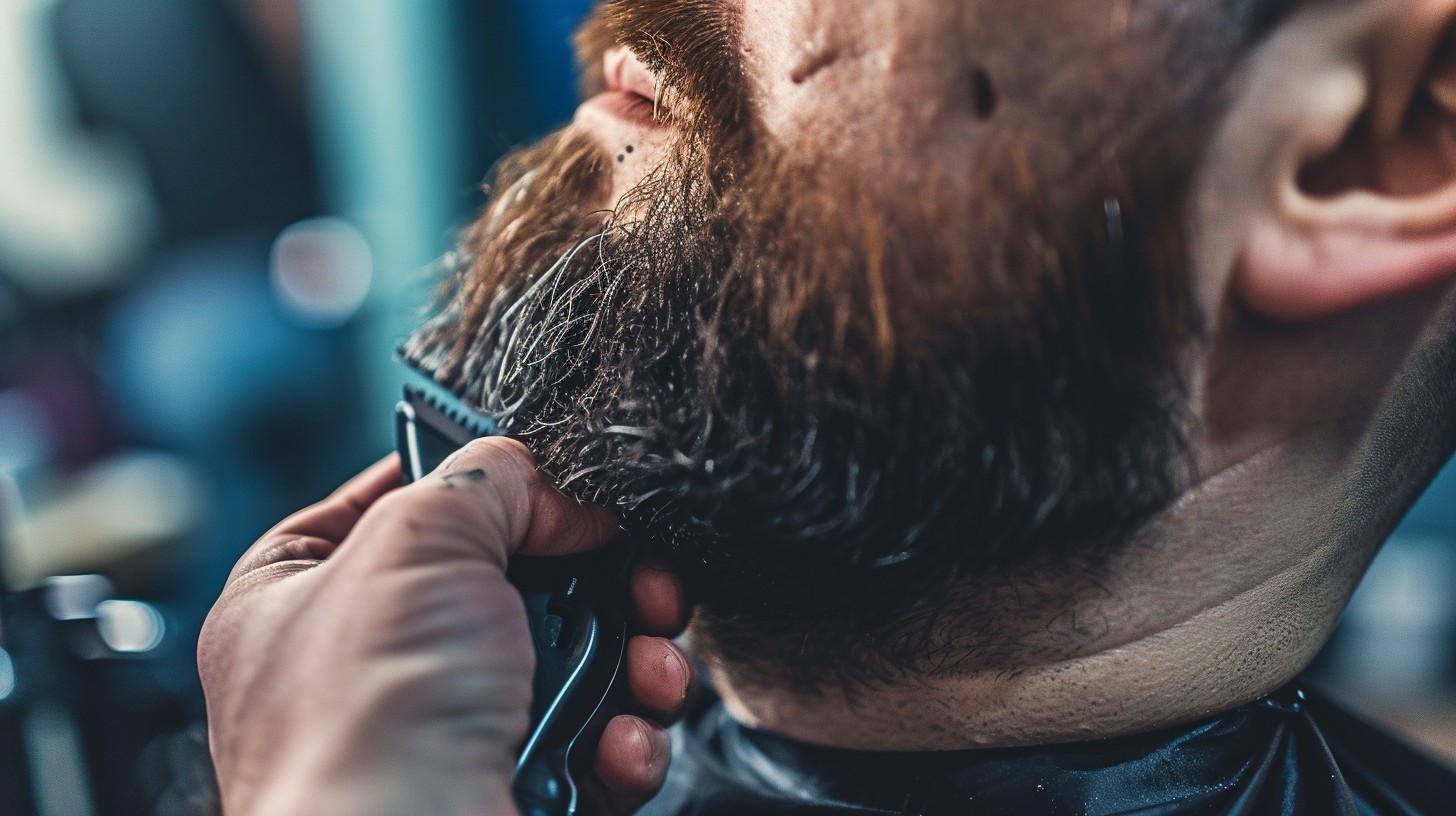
203,0,1456,814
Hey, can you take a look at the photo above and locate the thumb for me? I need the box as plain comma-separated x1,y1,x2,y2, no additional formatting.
419,436,621,560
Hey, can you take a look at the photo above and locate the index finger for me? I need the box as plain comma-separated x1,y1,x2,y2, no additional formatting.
228,454,403,583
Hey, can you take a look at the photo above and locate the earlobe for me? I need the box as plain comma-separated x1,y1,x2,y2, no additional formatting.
1234,3,1456,321
1239,192,1456,320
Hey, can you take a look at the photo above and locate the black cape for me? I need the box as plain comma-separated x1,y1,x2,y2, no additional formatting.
640,683,1456,815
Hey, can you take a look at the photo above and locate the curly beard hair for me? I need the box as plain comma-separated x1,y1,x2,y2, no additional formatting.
403,0,1291,690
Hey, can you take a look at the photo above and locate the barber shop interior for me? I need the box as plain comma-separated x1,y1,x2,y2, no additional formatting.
5,1,1456,814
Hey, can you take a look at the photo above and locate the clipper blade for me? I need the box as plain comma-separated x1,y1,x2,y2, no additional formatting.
395,359,504,481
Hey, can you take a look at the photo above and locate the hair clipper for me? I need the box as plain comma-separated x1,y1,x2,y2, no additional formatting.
394,361,634,816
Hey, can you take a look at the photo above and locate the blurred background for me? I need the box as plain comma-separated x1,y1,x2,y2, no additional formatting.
0,1,1452,814
0,1,591,813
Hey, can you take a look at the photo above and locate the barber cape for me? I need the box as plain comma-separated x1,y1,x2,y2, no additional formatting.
640,683,1456,815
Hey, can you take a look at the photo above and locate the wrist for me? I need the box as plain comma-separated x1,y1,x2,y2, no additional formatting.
225,738,519,816
238,771,520,816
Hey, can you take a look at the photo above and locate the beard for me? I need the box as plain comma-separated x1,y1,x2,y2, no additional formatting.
406,2,1222,689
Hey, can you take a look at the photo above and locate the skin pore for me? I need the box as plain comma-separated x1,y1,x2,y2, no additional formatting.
411,0,1456,751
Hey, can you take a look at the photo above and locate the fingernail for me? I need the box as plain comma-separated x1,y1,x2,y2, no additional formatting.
667,647,691,706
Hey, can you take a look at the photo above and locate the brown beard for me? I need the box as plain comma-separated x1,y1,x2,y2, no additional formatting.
405,1,1253,690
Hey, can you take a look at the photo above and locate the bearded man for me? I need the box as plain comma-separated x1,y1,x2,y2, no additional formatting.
200,0,1456,814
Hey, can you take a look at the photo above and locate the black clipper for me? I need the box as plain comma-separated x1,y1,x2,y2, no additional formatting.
395,362,634,816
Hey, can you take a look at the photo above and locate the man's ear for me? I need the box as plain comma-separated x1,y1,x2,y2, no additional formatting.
1234,0,1456,321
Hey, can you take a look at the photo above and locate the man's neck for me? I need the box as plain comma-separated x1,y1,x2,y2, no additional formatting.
708,446,1359,750
705,287,1456,751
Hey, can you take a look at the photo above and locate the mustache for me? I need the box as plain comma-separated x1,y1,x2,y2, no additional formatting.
577,0,747,154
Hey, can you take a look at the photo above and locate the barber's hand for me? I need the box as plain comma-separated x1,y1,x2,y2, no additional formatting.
199,441,694,816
